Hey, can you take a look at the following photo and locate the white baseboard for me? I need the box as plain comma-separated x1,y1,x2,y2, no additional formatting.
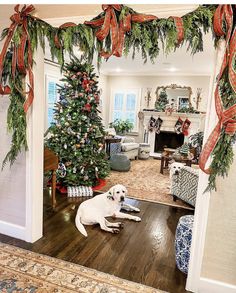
0,220,26,241
199,277,236,293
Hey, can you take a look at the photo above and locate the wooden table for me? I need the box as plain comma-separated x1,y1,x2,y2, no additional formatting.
160,153,192,174
105,137,122,158
44,147,59,209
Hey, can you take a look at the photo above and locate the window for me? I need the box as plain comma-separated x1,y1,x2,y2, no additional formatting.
111,89,140,131
45,75,61,129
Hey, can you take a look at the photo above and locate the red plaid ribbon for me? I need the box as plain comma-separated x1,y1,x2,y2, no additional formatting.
0,4,35,113
170,16,184,45
85,5,157,58
199,5,236,174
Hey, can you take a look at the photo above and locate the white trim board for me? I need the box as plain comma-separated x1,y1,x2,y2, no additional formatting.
0,221,26,241
199,278,236,293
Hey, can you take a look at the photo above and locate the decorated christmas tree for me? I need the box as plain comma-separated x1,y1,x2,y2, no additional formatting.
45,58,109,187
155,89,168,111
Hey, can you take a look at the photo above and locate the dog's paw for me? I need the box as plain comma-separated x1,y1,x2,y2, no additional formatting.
118,222,124,228
133,216,141,222
112,228,120,234
133,207,140,213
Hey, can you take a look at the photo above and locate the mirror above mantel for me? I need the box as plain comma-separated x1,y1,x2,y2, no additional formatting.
155,84,193,112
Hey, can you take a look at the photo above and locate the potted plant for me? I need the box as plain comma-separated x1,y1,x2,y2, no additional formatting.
109,119,133,135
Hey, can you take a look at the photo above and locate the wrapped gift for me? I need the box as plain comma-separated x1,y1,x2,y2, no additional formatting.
67,186,93,197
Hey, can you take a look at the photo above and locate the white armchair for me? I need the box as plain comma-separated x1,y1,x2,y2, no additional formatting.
120,137,139,160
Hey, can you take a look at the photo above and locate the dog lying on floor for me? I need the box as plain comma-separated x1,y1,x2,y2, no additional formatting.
75,184,141,237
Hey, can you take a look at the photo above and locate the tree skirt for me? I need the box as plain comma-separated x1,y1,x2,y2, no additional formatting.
0,243,165,293
101,159,193,210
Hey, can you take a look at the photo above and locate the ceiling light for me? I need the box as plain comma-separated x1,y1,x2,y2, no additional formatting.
169,67,177,72
115,68,121,72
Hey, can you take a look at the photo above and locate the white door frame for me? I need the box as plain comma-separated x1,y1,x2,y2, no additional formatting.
186,39,225,292
23,32,226,293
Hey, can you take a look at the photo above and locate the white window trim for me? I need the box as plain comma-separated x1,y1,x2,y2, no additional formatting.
45,74,61,131
109,88,141,132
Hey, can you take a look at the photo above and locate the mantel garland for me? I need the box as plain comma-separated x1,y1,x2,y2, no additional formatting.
0,4,235,191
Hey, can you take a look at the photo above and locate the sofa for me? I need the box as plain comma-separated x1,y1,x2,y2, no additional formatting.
170,166,199,207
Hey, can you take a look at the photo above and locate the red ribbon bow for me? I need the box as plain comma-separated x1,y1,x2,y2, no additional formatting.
199,5,236,174
85,4,157,58
0,4,35,113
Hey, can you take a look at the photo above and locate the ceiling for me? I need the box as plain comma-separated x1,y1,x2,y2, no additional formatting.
0,4,215,76
0,4,198,20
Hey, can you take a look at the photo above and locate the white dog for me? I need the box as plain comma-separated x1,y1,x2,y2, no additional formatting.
169,161,184,190
75,184,141,237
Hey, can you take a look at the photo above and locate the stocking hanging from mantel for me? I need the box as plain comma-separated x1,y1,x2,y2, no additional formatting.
182,118,191,136
174,117,184,134
155,117,163,134
148,116,156,132
148,116,163,134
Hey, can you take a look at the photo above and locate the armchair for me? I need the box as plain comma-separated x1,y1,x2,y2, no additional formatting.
120,137,139,160
170,166,199,207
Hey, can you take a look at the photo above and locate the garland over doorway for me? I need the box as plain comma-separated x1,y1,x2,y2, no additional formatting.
0,4,235,190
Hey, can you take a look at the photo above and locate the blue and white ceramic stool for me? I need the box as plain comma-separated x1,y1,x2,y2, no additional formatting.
175,215,194,274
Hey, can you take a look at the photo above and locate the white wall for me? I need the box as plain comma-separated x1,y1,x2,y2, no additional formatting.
201,146,236,287
0,20,27,238
0,19,44,242
104,75,211,141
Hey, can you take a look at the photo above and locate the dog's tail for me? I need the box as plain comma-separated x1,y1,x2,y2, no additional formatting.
75,212,88,237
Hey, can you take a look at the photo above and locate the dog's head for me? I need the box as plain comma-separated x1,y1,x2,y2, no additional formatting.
108,184,127,203
170,162,184,176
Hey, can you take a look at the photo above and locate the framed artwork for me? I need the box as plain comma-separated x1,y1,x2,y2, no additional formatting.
177,96,190,110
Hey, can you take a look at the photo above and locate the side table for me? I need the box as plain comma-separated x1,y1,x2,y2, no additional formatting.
105,137,122,158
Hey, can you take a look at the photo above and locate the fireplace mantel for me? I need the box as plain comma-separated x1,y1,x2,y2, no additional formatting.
141,110,206,157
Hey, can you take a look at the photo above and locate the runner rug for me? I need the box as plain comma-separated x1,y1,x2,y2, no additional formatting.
0,243,166,293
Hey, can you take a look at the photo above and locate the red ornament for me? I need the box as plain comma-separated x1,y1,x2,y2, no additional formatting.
84,103,91,112
82,79,91,92
94,94,100,103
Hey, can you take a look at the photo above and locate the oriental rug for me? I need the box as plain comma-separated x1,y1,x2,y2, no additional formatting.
100,158,193,210
0,243,165,293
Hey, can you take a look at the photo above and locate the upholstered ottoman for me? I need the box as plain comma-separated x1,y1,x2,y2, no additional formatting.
175,215,194,274
110,154,131,172
138,143,151,159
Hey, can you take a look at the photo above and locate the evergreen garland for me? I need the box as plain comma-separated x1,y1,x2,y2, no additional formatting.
207,72,236,191
1,4,235,191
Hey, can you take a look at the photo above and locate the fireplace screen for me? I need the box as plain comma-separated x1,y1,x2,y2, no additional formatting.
154,131,184,153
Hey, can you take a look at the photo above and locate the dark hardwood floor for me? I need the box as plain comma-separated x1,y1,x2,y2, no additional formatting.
0,190,193,293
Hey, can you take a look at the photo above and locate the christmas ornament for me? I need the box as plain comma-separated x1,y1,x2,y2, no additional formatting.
76,144,81,148
84,175,89,181
84,103,91,112
65,161,72,167
73,167,77,173
57,162,67,178
64,143,67,149
95,167,99,178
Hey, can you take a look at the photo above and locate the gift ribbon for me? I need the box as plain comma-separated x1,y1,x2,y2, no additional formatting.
54,22,77,48
0,4,35,113
84,4,157,58
169,16,184,45
199,5,236,174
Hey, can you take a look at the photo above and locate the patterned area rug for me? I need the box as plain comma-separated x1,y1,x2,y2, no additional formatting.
0,243,165,293
101,159,193,210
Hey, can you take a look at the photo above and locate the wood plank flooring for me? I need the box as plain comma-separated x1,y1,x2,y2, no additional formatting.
0,190,193,293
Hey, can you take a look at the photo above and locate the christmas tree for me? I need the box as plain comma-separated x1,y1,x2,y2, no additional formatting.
155,89,168,111
45,58,110,187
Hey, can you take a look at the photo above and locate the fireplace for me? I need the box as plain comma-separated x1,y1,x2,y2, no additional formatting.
154,131,184,153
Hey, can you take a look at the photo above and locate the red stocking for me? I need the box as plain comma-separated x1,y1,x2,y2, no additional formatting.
182,118,191,136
